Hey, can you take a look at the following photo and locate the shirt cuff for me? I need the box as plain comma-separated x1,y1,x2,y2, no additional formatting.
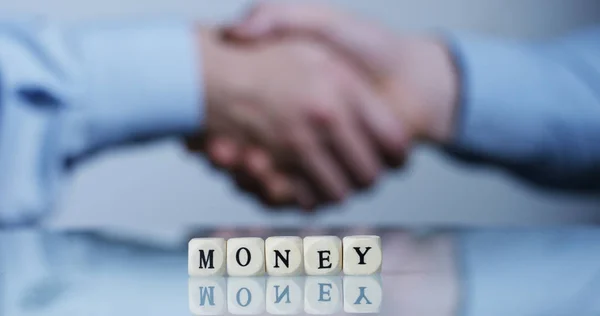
77,20,203,152
445,35,546,163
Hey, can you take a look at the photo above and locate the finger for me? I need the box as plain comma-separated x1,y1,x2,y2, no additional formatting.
233,169,263,196
241,146,303,207
243,146,273,179
206,137,243,169
292,176,320,211
225,2,334,40
184,134,207,152
262,171,296,206
235,164,296,208
292,127,350,203
226,2,389,76
320,108,380,188
348,80,411,166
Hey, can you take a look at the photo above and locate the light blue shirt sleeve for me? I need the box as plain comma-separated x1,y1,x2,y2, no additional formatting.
0,19,203,225
447,27,600,190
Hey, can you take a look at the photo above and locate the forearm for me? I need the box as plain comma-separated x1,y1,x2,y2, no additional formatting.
0,19,206,224
444,27,600,190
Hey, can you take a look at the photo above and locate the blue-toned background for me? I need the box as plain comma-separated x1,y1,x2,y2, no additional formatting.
1,0,599,240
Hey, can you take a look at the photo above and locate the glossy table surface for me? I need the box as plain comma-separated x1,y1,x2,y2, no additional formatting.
2,227,600,316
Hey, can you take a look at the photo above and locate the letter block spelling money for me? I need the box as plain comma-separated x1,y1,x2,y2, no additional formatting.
265,237,304,276
189,238,227,277
303,236,342,276
342,236,382,275
227,238,266,277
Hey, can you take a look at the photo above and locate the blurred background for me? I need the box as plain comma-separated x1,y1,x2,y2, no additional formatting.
1,0,599,241
3,2,600,315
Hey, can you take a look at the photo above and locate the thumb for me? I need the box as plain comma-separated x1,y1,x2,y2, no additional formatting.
225,2,333,40
226,3,394,77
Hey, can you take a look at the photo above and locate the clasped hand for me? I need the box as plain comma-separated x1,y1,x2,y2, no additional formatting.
188,2,458,210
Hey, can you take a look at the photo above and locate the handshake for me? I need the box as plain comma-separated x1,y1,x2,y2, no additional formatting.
188,2,459,210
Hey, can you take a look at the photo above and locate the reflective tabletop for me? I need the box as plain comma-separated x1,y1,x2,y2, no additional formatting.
2,227,600,316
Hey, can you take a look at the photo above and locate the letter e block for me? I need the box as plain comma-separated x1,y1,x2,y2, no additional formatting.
304,236,342,276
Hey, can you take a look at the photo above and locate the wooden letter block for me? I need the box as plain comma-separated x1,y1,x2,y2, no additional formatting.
303,236,342,276
227,238,265,277
342,236,382,275
266,237,304,276
188,238,226,277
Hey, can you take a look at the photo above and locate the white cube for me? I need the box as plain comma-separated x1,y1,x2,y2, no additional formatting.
188,238,227,277
304,276,342,315
303,236,342,276
342,236,382,275
266,277,305,315
188,277,227,315
343,276,383,314
227,277,266,315
227,238,265,277
265,237,304,276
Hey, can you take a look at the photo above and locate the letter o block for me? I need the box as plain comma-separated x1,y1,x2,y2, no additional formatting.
342,236,382,275
189,238,226,276
227,238,265,277
266,237,304,276
303,236,342,276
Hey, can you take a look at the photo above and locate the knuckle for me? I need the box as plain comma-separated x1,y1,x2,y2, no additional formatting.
307,99,339,127
360,168,379,188
331,188,348,203
284,129,312,154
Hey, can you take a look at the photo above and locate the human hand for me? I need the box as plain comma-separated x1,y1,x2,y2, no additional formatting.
195,27,407,208
226,2,460,145
205,3,460,208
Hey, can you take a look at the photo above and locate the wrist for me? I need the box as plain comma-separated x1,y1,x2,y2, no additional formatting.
200,27,251,132
387,37,459,145
422,38,460,144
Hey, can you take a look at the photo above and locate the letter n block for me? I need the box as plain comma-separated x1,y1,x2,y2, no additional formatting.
303,236,342,276
342,236,382,275
266,236,304,276
188,238,226,276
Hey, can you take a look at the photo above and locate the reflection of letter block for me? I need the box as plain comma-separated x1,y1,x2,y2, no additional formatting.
227,238,265,277
304,236,342,276
343,236,382,275
227,277,266,315
188,238,226,276
304,276,343,315
266,237,304,276
343,276,383,314
189,277,227,315
266,277,305,315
